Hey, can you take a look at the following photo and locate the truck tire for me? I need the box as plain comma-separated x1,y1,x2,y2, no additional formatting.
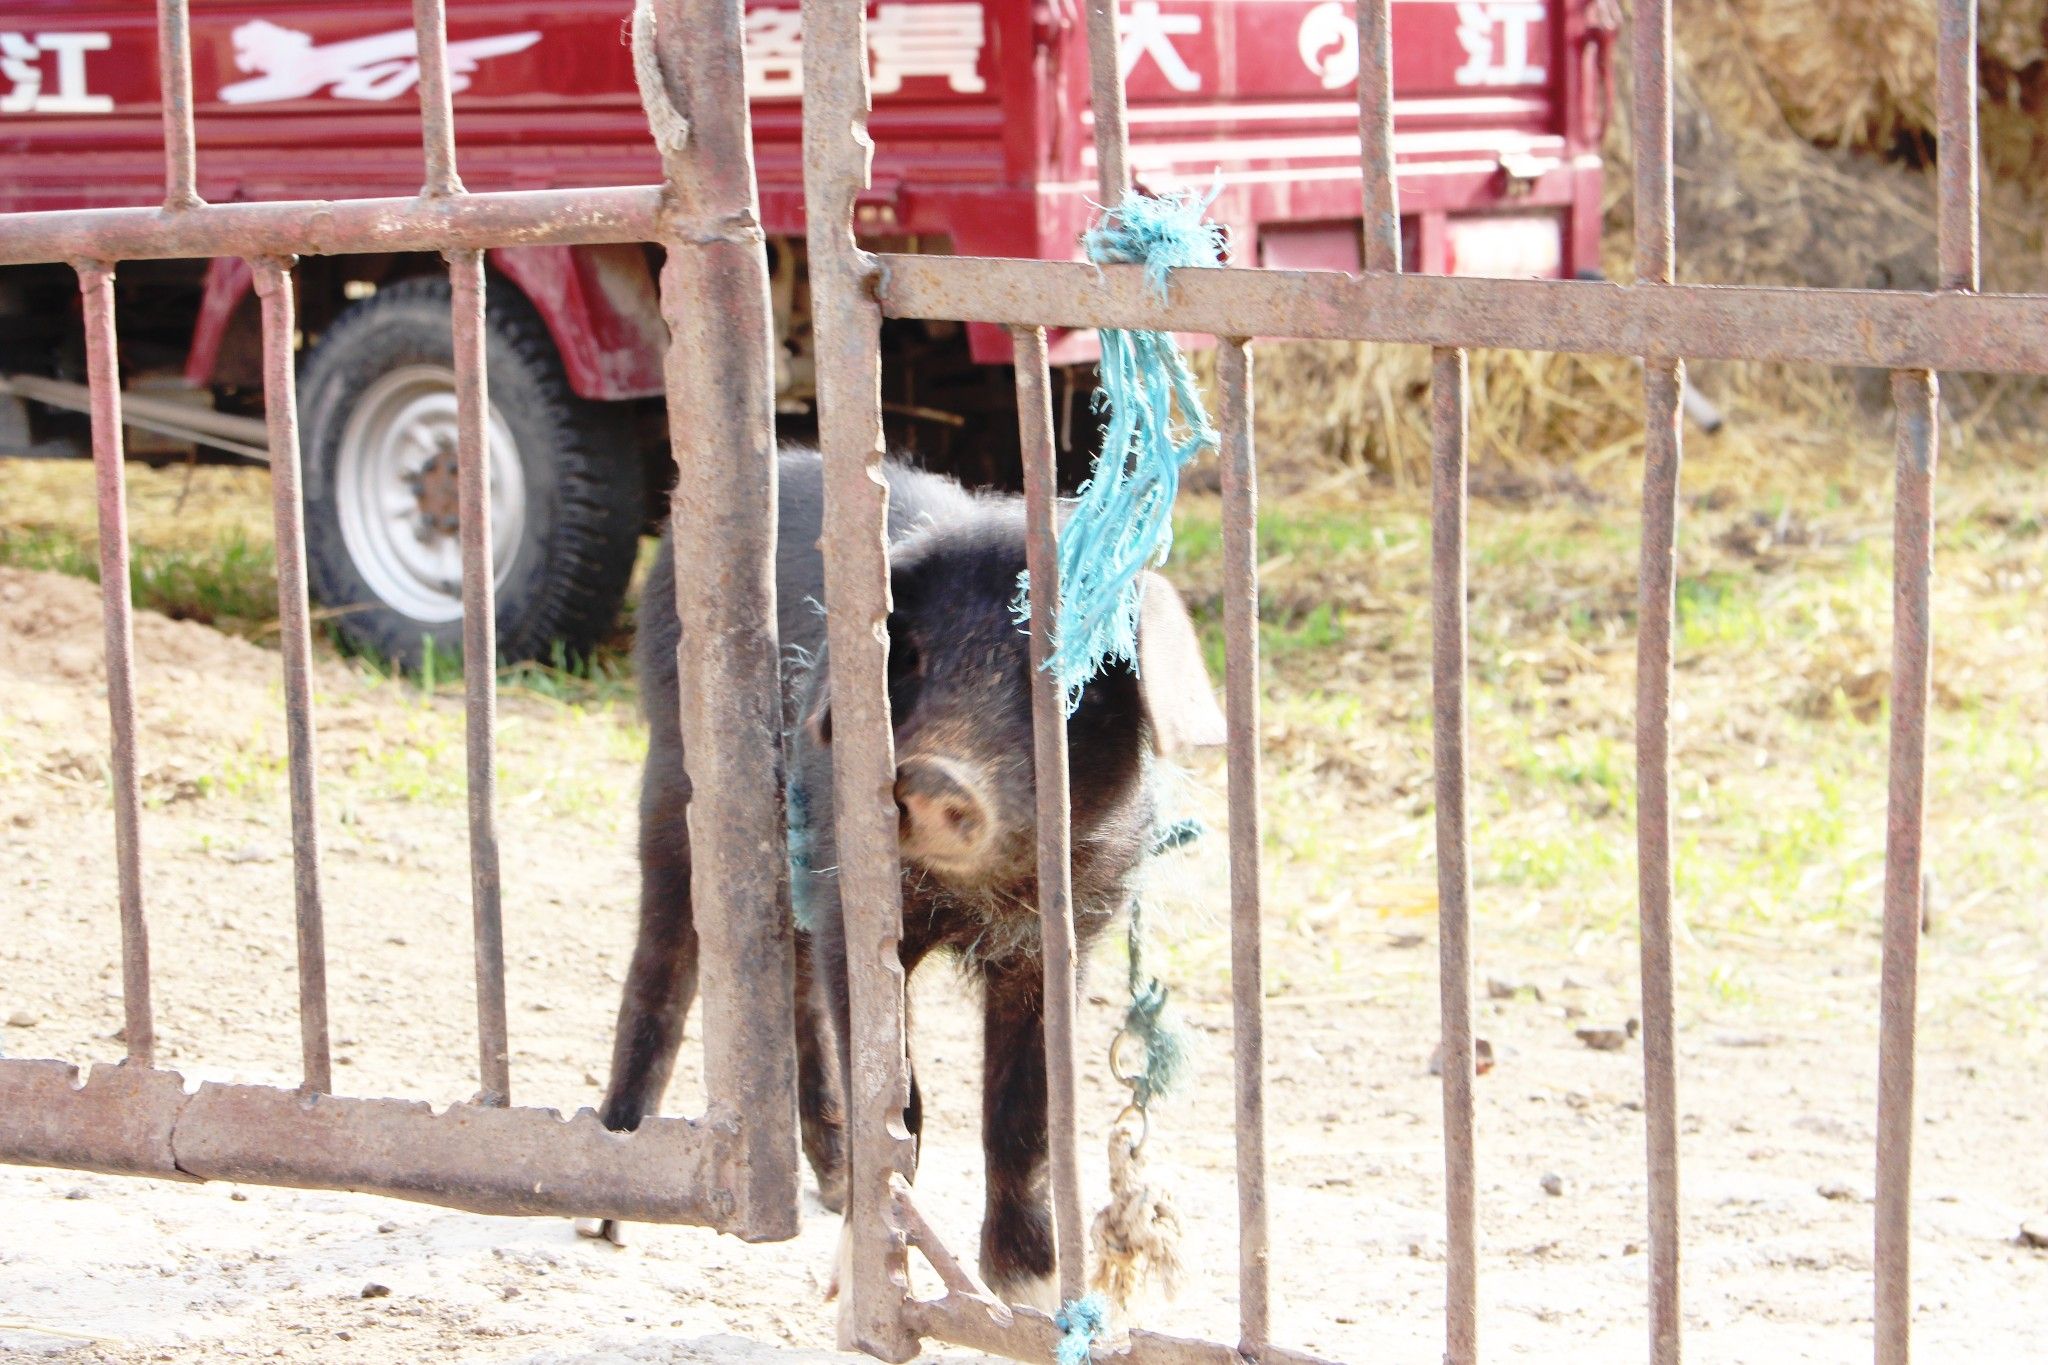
299,276,642,671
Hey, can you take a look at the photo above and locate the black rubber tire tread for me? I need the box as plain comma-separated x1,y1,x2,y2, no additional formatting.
299,274,642,670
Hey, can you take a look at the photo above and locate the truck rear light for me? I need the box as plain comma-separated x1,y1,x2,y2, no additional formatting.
1443,212,1564,280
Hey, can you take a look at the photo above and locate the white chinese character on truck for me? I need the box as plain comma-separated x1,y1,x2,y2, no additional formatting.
0,31,113,114
743,3,988,100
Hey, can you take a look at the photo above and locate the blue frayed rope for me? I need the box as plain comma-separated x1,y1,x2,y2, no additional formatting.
1014,188,1224,712
1055,1292,1109,1365
1115,816,1203,1110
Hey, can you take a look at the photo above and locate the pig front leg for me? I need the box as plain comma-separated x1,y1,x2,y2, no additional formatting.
977,957,1057,1312
580,768,698,1246
813,892,929,1307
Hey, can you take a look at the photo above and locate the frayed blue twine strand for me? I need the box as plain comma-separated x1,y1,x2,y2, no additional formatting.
1054,1292,1109,1365
1013,187,1224,712
1116,815,1202,1109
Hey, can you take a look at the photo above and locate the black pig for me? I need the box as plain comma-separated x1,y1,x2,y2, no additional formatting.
584,447,1224,1308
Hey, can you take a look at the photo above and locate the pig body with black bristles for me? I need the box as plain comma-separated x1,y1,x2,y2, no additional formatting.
583,447,1224,1310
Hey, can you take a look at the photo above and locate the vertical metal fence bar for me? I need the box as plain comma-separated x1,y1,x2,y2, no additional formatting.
155,0,201,210
252,257,332,1095
76,262,154,1070
1632,0,1675,286
1632,2,1683,1359
1875,369,1937,1365
1355,0,1400,272
1636,356,1685,1365
1217,337,1272,1356
1015,326,1088,1308
802,0,919,1351
653,0,801,1238
1937,0,1981,293
1084,0,1131,199
444,247,510,1106
412,0,466,197
1431,345,1477,1365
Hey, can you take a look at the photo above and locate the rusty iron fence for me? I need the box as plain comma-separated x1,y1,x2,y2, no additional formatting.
0,0,803,1243
0,0,2009,1363
809,1,1987,1364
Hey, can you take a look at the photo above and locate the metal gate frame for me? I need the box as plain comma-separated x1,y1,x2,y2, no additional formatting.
0,0,2001,1361
0,0,803,1244
806,2,1986,1364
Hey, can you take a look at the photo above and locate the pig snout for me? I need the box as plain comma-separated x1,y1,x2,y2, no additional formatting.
894,754,995,870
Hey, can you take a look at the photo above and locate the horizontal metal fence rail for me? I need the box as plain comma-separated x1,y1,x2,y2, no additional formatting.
806,0,1978,1363
869,259,2048,373
0,0,799,1243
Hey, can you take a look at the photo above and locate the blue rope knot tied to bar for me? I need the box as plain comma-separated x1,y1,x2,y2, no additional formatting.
1054,1292,1109,1365
1114,815,1202,1112
1015,187,1225,710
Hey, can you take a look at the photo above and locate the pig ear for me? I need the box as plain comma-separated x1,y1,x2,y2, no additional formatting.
1135,572,1228,756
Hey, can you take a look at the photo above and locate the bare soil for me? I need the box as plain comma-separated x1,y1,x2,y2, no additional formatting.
3,459,2047,1364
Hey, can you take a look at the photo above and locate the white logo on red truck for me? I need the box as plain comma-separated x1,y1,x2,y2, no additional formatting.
217,21,541,104
1296,3,1355,91
0,31,113,115
744,4,988,100
1295,1,1547,91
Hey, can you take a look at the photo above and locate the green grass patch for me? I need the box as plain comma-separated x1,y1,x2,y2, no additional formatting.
0,525,279,633
1172,501,1411,572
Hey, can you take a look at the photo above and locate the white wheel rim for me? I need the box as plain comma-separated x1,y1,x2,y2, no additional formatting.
334,364,526,625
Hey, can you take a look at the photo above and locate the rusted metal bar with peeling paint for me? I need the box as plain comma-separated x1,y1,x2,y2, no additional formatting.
0,187,664,268
1217,336,1273,1359
445,244,511,1108
252,256,333,1097
800,0,919,1353
1631,1,1684,1361
155,0,200,211
1430,345,1477,1365
873,256,2048,374
412,0,467,199
0,1059,743,1227
77,260,154,1073
1015,326,1089,1307
1355,0,1399,273
1874,368,1937,1365
653,0,803,1241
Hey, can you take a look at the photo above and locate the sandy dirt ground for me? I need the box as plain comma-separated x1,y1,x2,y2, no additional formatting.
1,546,2044,1365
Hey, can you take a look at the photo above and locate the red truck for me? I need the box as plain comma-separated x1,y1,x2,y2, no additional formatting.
0,0,1613,666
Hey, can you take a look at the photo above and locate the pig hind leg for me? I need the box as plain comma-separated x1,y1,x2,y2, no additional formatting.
795,937,849,1213
597,847,698,1135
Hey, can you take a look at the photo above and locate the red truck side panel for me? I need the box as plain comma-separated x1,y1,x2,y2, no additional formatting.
184,256,254,388
180,243,666,401
489,244,666,400
2,1,1609,387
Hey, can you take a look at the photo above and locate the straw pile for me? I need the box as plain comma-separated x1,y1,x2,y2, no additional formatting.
1241,0,2048,492
1724,0,2048,172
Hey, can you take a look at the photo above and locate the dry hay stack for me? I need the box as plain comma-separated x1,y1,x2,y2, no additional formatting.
1724,0,2048,175
1243,0,2048,493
